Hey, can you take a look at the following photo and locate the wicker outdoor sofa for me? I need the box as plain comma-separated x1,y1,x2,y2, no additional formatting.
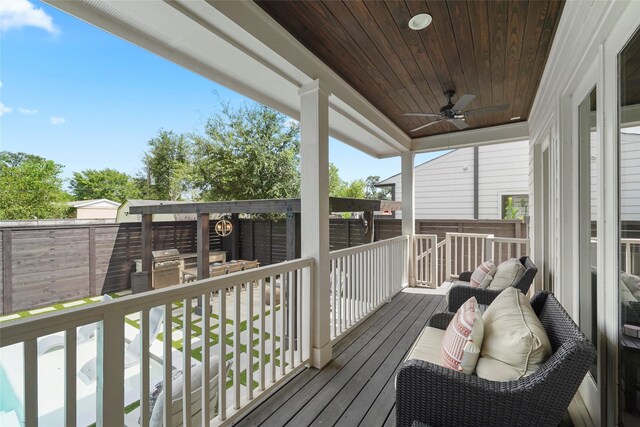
447,256,538,311
396,291,596,427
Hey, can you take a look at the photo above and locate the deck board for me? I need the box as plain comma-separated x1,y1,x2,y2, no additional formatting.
234,291,445,427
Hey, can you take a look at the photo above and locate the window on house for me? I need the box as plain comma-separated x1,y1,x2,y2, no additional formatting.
501,194,529,219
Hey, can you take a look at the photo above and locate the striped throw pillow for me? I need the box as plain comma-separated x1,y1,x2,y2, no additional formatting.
469,260,496,288
441,297,484,373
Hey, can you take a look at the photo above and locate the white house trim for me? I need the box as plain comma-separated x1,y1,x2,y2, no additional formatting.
410,122,529,153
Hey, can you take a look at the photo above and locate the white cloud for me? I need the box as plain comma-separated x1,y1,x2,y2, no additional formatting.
50,116,65,125
0,0,58,34
0,102,12,116
18,107,37,115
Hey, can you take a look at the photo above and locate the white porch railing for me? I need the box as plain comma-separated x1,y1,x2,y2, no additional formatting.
0,258,312,427
591,237,640,275
415,232,531,285
445,232,492,279
414,234,438,287
488,236,531,265
329,235,409,341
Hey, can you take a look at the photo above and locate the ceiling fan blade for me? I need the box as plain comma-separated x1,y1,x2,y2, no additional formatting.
450,119,469,130
410,120,443,132
404,112,442,117
463,104,511,115
452,94,476,111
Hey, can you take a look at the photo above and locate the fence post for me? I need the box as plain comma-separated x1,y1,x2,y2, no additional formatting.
445,233,451,282
485,234,495,261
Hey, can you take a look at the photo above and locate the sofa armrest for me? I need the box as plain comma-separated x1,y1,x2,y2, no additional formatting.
396,360,535,427
458,271,472,282
427,312,455,330
446,285,502,312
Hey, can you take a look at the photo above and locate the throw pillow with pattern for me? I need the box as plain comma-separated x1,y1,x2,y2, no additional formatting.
441,296,484,373
469,260,496,288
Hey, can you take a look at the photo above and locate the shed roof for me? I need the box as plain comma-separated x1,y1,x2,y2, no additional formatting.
66,199,120,208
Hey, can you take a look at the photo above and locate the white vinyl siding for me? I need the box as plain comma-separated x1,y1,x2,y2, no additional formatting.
381,141,529,220
477,141,530,218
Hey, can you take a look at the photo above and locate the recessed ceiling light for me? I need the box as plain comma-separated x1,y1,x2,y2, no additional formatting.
408,13,432,31
510,116,521,121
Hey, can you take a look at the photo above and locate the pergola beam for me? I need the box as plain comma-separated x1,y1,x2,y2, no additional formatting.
129,198,401,215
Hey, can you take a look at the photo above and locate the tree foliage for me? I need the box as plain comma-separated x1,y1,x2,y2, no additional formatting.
70,168,141,203
365,175,391,200
0,151,70,220
143,130,193,201
192,103,300,201
328,164,367,199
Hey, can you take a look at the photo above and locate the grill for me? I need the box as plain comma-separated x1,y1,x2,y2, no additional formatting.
151,249,181,289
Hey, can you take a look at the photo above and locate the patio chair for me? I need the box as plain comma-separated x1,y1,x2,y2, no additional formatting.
148,355,232,427
395,291,596,427
447,256,537,311
79,305,164,383
37,295,112,356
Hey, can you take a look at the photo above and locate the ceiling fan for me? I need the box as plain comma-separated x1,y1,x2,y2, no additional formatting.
404,90,510,132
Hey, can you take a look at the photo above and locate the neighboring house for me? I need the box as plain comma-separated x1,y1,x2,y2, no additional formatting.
376,140,530,220
117,199,198,222
66,199,120,220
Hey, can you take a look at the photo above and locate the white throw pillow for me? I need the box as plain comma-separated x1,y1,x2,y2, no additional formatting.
441,297,484,374
477,287,551,381
488,258,525,290
469,260,496,288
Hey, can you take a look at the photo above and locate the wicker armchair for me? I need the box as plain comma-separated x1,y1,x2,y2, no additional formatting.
396,291,596,427
447,256,538,311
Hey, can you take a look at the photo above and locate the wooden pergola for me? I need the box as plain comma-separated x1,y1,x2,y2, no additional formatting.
130,197,401,290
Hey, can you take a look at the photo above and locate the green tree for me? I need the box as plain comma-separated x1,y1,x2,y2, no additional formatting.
328,163,342,197
143,130,193,200
70,168,141,203
336,179,366,198
0,151,70,219
192,103,300,200
503,196,521,219
365,175,391,200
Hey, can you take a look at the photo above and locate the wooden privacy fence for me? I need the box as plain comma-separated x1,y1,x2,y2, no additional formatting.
0,219,527,315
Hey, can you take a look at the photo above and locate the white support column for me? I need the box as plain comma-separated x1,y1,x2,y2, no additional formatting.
401,151,416,287
299,79,332,368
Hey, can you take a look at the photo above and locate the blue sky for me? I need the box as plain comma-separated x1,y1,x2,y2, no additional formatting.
0,0,444,188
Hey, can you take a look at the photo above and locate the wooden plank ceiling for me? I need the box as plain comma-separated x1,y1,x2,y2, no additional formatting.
256,0,565,138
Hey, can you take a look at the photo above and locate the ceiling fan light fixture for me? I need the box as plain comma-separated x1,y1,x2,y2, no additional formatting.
408,13,432,31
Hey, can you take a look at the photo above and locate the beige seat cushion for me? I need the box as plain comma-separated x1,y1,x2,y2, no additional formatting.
475,357,523,382
477,287,551,381
406,326,445,367
488,258,525,290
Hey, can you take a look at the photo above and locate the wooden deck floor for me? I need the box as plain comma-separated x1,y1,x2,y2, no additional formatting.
235,290,447,427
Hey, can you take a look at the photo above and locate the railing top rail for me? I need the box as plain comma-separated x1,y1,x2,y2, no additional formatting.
329,235,408,259
621,238,640,244
414,234,438,239
446,232,494,238
491,237,530,244
0,257,313,347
